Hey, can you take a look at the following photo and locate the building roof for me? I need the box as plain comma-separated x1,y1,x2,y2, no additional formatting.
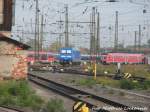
0,36,30,50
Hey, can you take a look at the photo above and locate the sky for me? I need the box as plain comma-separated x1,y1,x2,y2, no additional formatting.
12,0,150,49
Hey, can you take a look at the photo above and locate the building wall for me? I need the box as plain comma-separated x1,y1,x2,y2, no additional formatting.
0,41,28,80
0,0,4,24
0,0,13,31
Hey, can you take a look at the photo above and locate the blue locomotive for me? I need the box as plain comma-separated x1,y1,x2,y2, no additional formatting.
58,48,81,65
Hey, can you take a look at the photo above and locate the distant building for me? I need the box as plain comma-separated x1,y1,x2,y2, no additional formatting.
0,0,4,24
0,0,14,37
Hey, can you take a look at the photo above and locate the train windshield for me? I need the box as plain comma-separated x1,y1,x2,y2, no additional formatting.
67,50,72,54
61,50,72,54
61,50,66,54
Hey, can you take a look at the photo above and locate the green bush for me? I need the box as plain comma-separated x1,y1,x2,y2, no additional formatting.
97,77,120,87
120,80,135,90
43,98,66,112
0,81,67,112
0,81,43,111
120,80,150,90
140,80,150,90
77,78,97,87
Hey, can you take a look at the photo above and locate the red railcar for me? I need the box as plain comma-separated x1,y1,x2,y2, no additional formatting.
27,51,56,64
101,53,146,64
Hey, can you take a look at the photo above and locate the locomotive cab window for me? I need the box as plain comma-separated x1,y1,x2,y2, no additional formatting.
61,50,66,54
67,50,72,54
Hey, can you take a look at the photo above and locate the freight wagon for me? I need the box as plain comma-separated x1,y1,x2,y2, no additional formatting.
101,53,146,64
58,48,81,65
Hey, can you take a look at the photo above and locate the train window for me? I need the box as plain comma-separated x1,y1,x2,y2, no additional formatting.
28,54,33,58
41,54,47,60
61,50,66,54
48,56,53,58
104,57,106,59
67,50,72,53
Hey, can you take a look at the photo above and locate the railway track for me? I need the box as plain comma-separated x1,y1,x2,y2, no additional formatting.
30,65,146,82
106,86,150,100
0,106,24,112
56,66,147,82
29,65,149,101
28,73,144,112
56,69,150,100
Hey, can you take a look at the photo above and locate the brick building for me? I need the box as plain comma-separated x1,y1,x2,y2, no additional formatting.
0,35,30,80
0,0,31,80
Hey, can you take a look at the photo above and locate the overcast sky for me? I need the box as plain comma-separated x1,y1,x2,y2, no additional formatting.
12,0,150,49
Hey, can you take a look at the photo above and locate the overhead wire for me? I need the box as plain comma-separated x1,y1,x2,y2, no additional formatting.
14,0,150,48
129,0,150,7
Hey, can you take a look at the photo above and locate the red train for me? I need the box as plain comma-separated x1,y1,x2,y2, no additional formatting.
101,53,147,64
27,51,57,64
27,51,147,65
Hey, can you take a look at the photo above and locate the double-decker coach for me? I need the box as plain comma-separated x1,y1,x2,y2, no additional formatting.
27,51,56,64
101,53,146,64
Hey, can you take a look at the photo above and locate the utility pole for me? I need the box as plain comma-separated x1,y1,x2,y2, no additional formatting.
134,31,137,51
65,5,69,47
34,0,39,60
90,7,97,80
37,12,40,59
138,24,141,51
109,25,112,47
96,12,100,55
93,8,96,55
90,7,96,54
114,11,118,52
58,12,62,49
40,14,44,51
94,11,100,80
90,13,92,55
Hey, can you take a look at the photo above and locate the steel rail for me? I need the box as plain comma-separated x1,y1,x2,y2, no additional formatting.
29,74,109,112
57,68,150,99
57,68,150,100
28,73,144,112
29,66,149,100
0,106,24,112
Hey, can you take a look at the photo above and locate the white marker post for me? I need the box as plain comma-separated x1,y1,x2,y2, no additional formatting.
117,62,121,74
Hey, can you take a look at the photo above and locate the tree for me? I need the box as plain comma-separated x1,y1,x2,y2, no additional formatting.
48,41,61,52
48,41,74,52
147,39,150,48
79,47,90,54
118,44,124,49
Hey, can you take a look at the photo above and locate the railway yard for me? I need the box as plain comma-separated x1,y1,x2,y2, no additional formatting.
1,0,150,112
0,63,150,112
28,70,150,112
